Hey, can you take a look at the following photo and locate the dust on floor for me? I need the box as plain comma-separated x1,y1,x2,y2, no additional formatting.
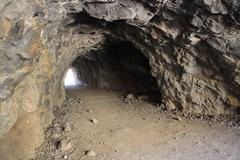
35,88,240,160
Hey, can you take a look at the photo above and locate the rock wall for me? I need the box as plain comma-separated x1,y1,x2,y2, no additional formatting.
0,0,239,159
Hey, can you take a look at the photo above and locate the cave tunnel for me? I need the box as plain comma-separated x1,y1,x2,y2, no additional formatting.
1,0,240,159
63,39,161,103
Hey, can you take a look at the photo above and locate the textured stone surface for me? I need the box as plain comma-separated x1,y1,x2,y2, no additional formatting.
0,0,239,159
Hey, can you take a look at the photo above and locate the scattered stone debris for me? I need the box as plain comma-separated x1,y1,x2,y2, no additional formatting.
124,93,136,103
124,93,149,103
35,90,240,160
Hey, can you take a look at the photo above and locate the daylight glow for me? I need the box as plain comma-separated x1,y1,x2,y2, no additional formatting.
64,68,84,88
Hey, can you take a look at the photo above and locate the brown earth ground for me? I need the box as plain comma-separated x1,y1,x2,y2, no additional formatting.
35,88,240,160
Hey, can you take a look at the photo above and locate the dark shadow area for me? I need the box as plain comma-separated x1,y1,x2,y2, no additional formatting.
66,39,161,104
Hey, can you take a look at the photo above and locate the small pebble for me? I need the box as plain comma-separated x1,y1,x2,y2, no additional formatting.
177,116,182,121
64,123,72,132
86,150,96,157
90,119,98,124
61,140,72,152
172,116,182,121
51,133,61,140
87,109,93,113
214,149,220,153
173,137,179,140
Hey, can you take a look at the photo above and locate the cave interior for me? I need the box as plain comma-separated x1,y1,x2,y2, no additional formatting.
64,38,161,103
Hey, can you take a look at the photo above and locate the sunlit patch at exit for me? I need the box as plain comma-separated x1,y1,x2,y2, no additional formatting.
64,67,86,89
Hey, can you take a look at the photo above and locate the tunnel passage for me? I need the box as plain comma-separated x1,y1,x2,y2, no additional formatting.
1,0,240,159
65,39,161,103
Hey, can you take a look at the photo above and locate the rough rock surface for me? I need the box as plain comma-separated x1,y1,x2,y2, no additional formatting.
0,0,240,159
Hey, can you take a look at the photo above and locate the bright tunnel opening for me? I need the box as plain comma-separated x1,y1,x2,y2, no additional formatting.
64,67,86,89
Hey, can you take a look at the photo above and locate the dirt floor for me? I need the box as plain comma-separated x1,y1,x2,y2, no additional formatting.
35,88,240,160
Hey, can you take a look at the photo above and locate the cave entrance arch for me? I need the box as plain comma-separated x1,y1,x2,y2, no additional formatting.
63,38,161,103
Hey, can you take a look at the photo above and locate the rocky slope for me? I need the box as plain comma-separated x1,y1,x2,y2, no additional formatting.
0,0,240,159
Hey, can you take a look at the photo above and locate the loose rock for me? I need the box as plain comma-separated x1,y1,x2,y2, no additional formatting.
90,119,98,124
86,150,96,157
60,140,72,152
